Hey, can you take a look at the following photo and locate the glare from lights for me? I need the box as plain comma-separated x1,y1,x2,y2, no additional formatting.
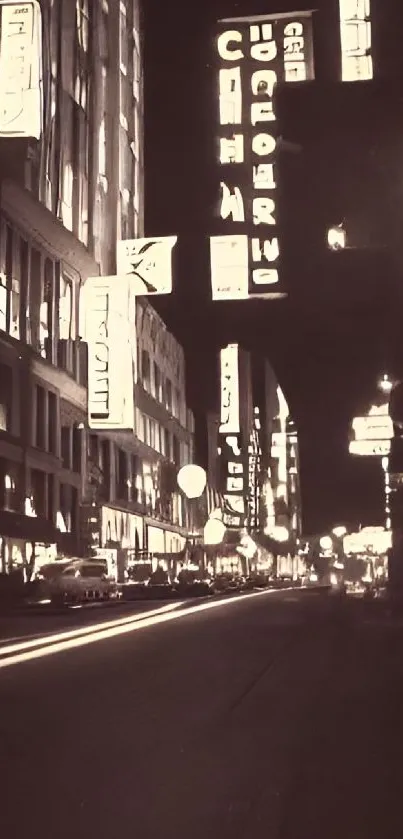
332,526,347,538
327,224,346,251
319,535,333,551
203,518,226,546
271,525,289,543
378,374,393,395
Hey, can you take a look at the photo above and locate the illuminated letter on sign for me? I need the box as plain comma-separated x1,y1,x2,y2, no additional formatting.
217,29,243,61
250,23,277,62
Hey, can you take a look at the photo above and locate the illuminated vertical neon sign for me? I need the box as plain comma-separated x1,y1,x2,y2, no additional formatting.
210,12,315,302
339,0,373,81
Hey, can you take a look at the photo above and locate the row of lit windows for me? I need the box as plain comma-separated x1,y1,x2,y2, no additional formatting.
139,347,184,422
135,410,190,466
0,219,76,364
0,457,78,531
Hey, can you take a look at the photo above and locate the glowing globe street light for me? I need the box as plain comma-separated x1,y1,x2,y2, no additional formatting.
378,374,393,396
271,526,289,543
177,464,207,500
327,223,346,251
332,526,347,539
203,517,226,546
319,535,333,551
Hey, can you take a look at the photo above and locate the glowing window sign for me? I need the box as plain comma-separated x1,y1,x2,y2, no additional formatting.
210,12,314,302
339,0,373,81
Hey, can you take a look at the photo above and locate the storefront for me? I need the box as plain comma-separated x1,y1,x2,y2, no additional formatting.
0,509,59,581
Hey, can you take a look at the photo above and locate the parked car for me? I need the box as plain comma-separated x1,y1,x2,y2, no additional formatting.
36,559,119,605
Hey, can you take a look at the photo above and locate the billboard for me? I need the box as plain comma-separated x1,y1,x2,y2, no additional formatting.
84,276,135,431
339,0,373,82
0,1,43,139
219,343,240,434
210,11,314,301
116,236,177,295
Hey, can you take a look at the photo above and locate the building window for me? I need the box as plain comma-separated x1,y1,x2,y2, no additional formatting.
154,362,161,403
165,428,171,461
35,386,47,450
30,469,46,518
61,158,74,232
0,459,20,512
175,387,181,421
116,448,128,499
99,439,110,501
141,349,150,391
136,410,144,442
61,426,71,469
47,473,55,523
60,483,73,531
165,378,173,413
173,435,180,467
0,363,12,432
41,258,54,361
48,392,58,454
89,433,99,464
28,248,42,353
72,426,82,472
0,223,20,340
59,275,73,340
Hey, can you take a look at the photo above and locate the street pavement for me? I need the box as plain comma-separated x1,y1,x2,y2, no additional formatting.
0,596,185,645
1,589,402,839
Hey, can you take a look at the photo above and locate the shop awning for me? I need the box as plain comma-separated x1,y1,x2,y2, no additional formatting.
0,510,58,544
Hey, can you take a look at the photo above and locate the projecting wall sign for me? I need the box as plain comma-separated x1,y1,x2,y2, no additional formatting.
210,11,314,302
116,236,177,296
84,276,135,431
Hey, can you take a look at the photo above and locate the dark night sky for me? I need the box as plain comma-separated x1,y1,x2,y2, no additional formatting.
142,0,403,533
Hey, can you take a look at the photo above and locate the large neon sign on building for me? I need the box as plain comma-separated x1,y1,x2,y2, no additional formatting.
210,12,314,302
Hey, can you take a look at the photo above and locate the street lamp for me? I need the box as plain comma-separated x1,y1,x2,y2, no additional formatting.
378,374,393,396
271,525,289,543
203,517,226,546
177,464,207,500
332,526,347,538
319,535,333,551
327,223,346,251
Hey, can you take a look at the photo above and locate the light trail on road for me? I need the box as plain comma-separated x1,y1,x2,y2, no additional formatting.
0,587,298,670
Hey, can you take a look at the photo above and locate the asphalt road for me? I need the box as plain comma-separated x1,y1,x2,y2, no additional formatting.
0,597,185,645
1,589,402,839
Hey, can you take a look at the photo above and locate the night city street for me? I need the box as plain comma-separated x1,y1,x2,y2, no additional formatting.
1,588,402,839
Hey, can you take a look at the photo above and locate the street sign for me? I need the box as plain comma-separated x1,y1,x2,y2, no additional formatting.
349,440,391,456
116,236,177,295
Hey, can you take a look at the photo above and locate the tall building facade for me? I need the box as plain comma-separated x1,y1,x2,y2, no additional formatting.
216,343,302,538
0,0,193,581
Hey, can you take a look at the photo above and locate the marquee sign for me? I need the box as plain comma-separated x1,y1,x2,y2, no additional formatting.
210,12,314,301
